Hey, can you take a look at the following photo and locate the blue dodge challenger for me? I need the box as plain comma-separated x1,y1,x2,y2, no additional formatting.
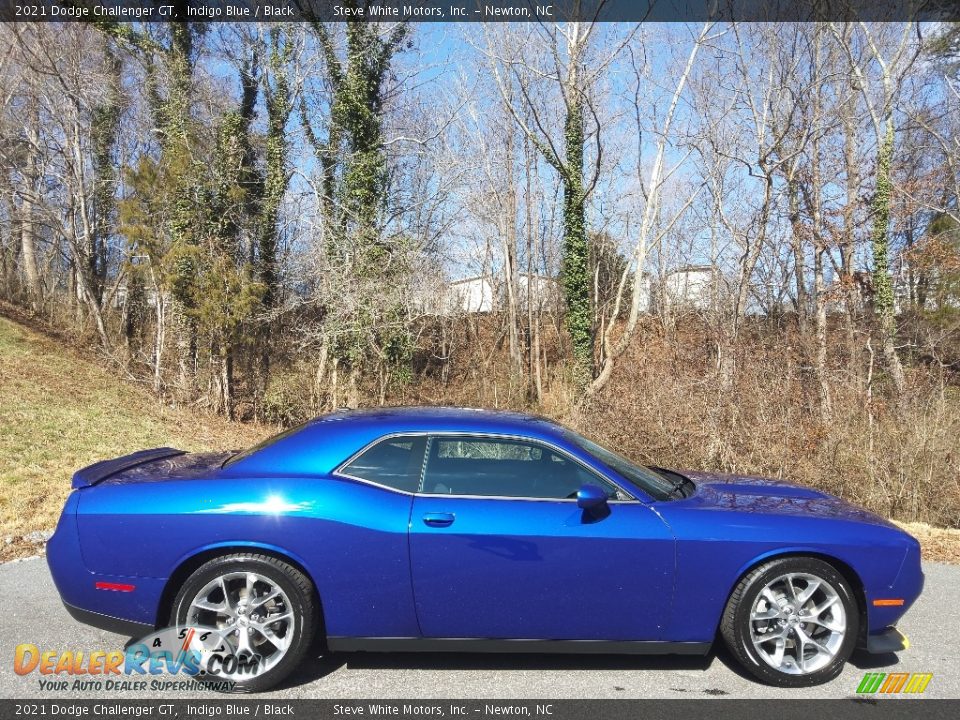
48,407,923,691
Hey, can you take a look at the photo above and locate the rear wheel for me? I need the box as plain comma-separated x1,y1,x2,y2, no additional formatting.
171,553,317,693
721,557,859,687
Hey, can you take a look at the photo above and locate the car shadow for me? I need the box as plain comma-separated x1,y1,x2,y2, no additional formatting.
277,651,350,688
278,646,906,690
849,650,901,670
275,648,725,691
121,633,906,692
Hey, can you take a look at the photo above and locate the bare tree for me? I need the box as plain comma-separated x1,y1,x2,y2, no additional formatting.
831,22,922,396
591,23,714,393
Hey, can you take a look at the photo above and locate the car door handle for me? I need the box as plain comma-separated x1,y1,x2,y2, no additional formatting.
422,512,455,527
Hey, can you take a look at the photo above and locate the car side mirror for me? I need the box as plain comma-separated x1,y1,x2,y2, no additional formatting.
576,484,608,511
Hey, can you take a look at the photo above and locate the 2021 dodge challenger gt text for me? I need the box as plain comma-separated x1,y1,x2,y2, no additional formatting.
47,407,923,692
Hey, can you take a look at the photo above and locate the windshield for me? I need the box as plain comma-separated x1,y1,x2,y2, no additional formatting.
557,428,679,501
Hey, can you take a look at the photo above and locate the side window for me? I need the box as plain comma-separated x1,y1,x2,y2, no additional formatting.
422,436,627,500
339,435,426,493
544,450,630,500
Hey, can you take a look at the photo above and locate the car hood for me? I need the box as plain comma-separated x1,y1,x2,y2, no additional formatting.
680,470,896,528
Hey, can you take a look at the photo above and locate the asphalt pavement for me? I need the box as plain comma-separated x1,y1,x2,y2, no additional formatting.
1,556,957,700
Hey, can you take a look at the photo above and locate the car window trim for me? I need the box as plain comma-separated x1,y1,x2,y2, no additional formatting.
333,431,638,503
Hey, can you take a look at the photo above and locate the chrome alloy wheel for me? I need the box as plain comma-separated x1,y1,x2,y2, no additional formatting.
749,572,846,675
188,571,295,679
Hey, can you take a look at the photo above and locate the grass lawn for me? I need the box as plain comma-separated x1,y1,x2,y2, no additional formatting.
0,314,271,561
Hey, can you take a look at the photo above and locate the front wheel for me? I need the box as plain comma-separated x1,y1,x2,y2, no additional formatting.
171,553,318,693
721,557,859,687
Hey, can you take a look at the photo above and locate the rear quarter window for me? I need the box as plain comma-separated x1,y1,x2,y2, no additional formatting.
339,435,427,493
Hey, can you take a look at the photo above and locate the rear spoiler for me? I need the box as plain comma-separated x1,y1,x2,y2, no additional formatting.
71,447,185,489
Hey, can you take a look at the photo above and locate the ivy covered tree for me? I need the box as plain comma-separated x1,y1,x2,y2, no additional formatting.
561,85,593,389
258,27,294,309
832,22,919,396
486,21,615,391
301,9,414,404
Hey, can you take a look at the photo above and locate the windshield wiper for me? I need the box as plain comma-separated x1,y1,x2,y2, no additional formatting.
650,466,695,499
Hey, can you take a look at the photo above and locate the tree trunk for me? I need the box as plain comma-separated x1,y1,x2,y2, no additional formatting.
20,119,43,311
870,121,906,395
154,294,165,394
501,119,521,374
808,58,832,422
175,310,196,403
840,91,860,382
788,178,808,339
89,39,123,306
813,247,832,421
523,131,541,403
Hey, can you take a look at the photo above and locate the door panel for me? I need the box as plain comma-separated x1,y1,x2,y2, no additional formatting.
409,495,674,641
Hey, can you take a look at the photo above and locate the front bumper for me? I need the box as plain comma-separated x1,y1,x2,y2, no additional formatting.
865,626,909,654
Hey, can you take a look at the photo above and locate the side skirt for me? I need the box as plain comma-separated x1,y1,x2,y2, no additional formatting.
327,637,712,655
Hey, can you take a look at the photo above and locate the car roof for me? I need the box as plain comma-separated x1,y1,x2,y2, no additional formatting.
306,406,554,435
221,406,573,479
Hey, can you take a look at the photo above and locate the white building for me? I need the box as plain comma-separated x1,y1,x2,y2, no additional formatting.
638,265,720,314
446,276,495,313
417,266,718,317
422,273,559,315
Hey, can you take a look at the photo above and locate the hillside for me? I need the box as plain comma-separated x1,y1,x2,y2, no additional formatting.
0,313,272,561
0,310,957,564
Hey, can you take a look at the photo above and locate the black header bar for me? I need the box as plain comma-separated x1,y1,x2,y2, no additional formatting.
1,701,960,720
0,0,956,23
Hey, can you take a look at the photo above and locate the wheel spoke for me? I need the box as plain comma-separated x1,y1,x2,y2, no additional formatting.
793,629,806,672
760,588,779,606
192,597,227,613
236,628,254,656
804,615,844,632
257,622,291,651
219,577,234,611
752,625,787,646
796,626,829,655
251,590,282,610
796,580,820,606
257,612,293,628
808,595,839,617
751,607,780,622
771,637,786,667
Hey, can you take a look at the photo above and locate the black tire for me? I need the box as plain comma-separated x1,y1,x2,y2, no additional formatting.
720,556,859,687
171,553,318,693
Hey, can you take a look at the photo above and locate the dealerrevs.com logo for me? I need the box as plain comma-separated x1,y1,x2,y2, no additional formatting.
856,672,933,695
13,626,260,692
